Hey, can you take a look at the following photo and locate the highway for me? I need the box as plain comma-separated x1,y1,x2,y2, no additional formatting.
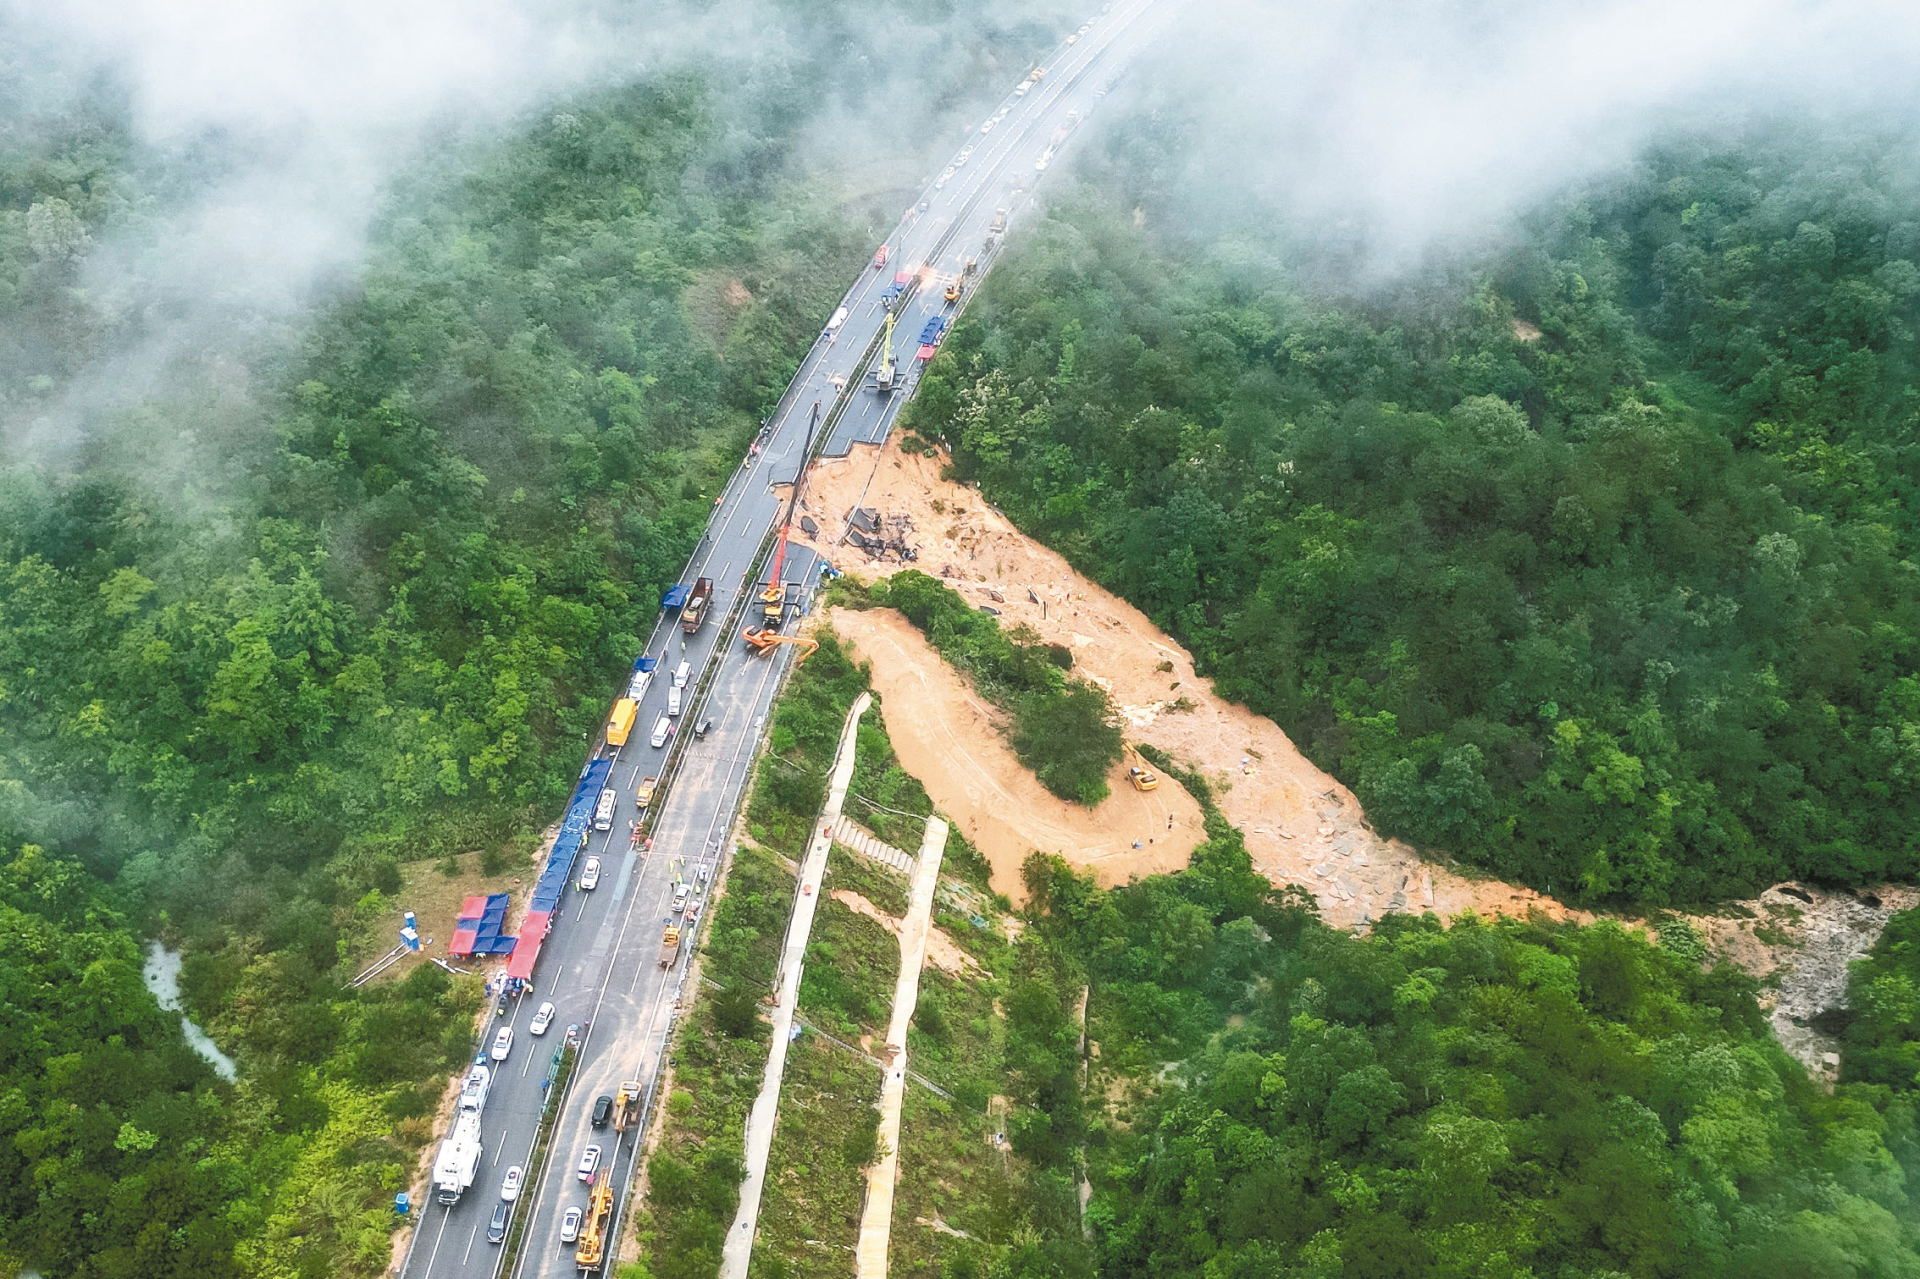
396,3,1180,1275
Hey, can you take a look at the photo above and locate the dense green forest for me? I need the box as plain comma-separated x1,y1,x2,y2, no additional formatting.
0,3,1076,1270
1005,770,1920,1279
908,119,1920,906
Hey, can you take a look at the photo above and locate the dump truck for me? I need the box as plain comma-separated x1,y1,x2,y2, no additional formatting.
679,577,714,634
574,1180,617,1270
635,776,658,811
614,1079,645,1131
657,923,683,969
607,697,638,746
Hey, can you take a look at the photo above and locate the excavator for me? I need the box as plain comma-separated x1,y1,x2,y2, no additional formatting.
744,402,821,653
1125,743,1160,792
742,630,820,663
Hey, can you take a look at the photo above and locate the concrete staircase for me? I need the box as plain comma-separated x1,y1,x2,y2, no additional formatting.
830,815,913,874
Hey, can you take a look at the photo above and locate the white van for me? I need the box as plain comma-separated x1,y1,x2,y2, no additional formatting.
674,661,691,689
593,788,617,831
667,686,683,717
650,715,671,748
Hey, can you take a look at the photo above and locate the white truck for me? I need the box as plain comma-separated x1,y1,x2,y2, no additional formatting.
433,1063,493,1204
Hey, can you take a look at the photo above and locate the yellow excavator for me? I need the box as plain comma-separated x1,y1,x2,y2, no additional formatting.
1125,743,1160,792
742,630,820,663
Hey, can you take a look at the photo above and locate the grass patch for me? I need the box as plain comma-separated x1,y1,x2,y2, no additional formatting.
798,897,899,1038
747,631,872,858
748,1036,882,1279
826,842,911,917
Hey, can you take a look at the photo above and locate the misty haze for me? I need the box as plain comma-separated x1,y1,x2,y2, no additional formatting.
3,1,1920,1277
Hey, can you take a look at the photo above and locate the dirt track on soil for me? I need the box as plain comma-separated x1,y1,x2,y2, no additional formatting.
800,439,1584,926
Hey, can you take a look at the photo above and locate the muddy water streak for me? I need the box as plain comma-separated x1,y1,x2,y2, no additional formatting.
142,942,238,1081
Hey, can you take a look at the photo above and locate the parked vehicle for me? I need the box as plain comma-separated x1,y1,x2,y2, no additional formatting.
667,685,682,717
501,1165,523,1202
529,1002,555,1036
650,715,672,748
635,776,658,810
606,697,638,746
576,1145,602,1183
693,718,714,740
592,1094,614,1128
679,577,714,634
673,885,691,914
657,923,683,969
579,857,601,891
593,787,617,831
488,1202,509,1244
560,1206,583,1243
674,661,691,688
491,1027,514,1061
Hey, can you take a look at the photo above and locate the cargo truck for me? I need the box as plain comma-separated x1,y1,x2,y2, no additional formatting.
635,776,658,810
657,922,683,969
607,697,638,746
679,577,714,634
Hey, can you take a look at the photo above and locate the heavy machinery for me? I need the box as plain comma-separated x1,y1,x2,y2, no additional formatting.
574,1179,616,1269
944,279,962,304
742,630,820,663
614,1079,645,1131
869,307,900,394
657,922,683,969
1126,744,1160,792
635,776,658,811
748,402,821,637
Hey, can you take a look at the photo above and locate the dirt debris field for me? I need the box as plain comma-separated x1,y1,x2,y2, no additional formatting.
829,607,1206,890
802,439,1583,928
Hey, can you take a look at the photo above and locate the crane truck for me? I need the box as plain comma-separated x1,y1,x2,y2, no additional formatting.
746,402,821,644
432,1062,493,1204
657,922,684,969
869,307,900,394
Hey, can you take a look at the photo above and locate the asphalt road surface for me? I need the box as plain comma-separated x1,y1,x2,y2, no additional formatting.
397,3,1180,1275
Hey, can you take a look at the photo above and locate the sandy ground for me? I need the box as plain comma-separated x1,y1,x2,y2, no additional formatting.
802,439,1584,927
829,607,1205,893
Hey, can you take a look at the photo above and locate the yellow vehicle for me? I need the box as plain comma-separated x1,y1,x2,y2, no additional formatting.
742,628,820,664
1125,744,1159,791
944,280,962,304
635,776,658,810
574,1180,616,1269
606,697,638,746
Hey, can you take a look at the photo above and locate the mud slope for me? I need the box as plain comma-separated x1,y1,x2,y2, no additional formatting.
800,439,1584,927
830,607,1206,893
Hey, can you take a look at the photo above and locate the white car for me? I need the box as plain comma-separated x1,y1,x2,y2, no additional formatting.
580,857,601,891
501,1165,523,1201
491,1026,513,1061
980,118,997,133
560,1206,583,1242
577,1144,602,1183
529,1001,556,1036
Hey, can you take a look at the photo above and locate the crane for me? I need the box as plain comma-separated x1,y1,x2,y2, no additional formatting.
870,307,899,394
750,401,820,636
741,630,820,663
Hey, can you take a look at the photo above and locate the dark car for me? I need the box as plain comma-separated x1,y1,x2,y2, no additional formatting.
592,1094,615,1129
693,717,714,740
487,1201,510,1244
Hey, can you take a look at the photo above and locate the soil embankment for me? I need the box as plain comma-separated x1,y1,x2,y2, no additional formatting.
803,439,1580,927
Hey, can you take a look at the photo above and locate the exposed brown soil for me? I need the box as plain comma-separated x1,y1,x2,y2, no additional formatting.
827,607,1206,894
803,439,1587,927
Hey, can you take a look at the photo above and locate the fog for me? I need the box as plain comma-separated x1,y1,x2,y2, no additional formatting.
1139,0,1920,278
0,0,1074,462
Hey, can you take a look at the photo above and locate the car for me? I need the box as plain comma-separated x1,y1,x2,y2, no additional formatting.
673,885,691,914
491,1026,514,1060
502,1165,523,1201
693,718,713,740
580,857,601,891
560,1206,583,1243
980,119,996,133
1067,33,1078,42
872,245,889,269
917,199,929,212
529,1001,556,1036
487,1201,510,1244
577,1144,602,1183
592,1094,615,1128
